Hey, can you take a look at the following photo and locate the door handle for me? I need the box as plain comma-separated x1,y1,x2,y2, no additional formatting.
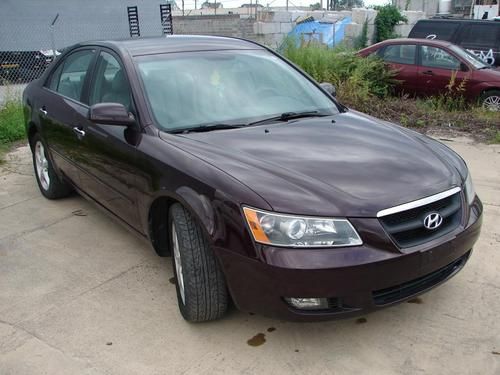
422,70,435,76
39,107,47,116
73,127,86,137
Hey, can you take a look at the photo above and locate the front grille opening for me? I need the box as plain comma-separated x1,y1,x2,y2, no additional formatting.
379,192,462,248
372,251,470,306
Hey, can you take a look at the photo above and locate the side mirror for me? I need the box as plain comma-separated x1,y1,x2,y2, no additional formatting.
89,103,135,126
460,62,469,72
320,82,336,97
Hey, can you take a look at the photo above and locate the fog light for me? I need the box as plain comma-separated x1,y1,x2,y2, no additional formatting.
285,297,329,310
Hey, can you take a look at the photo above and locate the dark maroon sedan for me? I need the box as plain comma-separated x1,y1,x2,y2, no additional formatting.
23,36,482,322
359,38,500,111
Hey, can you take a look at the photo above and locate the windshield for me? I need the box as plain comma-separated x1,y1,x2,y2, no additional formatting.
449,45,488,69
136,50,339,132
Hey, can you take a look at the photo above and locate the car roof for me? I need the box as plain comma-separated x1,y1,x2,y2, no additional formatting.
373,38,455,48
416,18,500,24
76,35,264,56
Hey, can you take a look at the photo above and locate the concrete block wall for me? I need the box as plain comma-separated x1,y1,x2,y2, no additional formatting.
171,8,426,49
172,15,256,39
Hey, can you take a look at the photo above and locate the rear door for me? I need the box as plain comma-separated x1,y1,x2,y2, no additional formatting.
417,45,467,97
455,23,500,67
378,44,419,95
40,48,96,185
75,49,141,228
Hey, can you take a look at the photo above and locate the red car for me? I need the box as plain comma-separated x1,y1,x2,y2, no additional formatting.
359,38,500,111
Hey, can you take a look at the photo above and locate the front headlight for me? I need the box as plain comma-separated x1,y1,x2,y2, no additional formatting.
464,172,476,205
243,207,362,248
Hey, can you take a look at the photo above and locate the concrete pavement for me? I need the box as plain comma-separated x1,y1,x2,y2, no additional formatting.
0,137,499,375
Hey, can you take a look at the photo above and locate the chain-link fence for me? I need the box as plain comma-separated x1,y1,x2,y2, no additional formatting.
0,0,174,103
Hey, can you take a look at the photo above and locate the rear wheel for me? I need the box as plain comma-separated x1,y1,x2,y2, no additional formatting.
169,203,228,322
481,90,500,111
31,133,72,199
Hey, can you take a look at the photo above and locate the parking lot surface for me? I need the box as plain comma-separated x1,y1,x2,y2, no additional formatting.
1,137,499,375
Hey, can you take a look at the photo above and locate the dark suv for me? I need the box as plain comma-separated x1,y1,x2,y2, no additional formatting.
23,36,483,322
408,19,500,67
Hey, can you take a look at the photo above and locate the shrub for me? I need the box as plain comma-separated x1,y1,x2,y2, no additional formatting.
353,19,369,50
374,5,407,43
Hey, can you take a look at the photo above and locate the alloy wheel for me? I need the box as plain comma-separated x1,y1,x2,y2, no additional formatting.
171,222,186,304
35,141,50,191
483,95,500,111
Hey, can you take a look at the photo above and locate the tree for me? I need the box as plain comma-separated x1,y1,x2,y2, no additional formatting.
309,2,322,10
374,4,408,43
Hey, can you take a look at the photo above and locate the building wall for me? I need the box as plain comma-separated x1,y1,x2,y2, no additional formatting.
172,15,256,39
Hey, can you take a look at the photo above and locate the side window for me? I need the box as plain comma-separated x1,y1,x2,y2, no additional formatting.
89,51,132,110
47,62,63,91
55,50,95,102
420,46,460,70
409,22,459,41
380,45,416,65
459,24,498,48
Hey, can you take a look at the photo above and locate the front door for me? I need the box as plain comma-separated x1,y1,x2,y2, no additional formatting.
40,49,96,185
417,45,467,97
75,50,141,228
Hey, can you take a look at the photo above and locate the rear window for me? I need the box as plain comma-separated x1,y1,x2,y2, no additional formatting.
458,24,499,48
409,21,459,41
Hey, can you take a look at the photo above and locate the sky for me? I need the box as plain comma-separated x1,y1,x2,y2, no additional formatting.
180,0,391,10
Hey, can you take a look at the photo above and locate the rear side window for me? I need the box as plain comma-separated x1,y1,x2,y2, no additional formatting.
51,50,95,102
380,44,416,65
409,21,459,41
458,24,499,48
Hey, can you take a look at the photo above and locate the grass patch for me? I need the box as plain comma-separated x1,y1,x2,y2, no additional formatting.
0,98,25,163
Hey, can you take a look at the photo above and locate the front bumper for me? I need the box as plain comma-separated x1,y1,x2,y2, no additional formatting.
215,198,482,322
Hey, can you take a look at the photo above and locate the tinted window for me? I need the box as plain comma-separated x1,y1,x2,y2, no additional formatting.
47,62,63,91
136,50,338,132
421,46,460,70
380,44,416,64
459,24,498,48
409,21,459,41
55,50,95,102
90,51,131,110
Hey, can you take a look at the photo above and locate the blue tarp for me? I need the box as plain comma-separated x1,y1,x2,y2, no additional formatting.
288,17,352,48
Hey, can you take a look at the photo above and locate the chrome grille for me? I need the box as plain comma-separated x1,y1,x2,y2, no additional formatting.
379,190,462,248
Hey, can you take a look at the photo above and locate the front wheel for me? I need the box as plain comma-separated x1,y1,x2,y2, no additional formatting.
169,203,228,322
31,133,72,199
481,90,500,111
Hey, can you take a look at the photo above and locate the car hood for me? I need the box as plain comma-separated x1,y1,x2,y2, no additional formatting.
159,111,464,217
475,66,500,81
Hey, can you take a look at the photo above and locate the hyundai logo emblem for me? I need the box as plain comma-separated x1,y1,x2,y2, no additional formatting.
423,212,443,230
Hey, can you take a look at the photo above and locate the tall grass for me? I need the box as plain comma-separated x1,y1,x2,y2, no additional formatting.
0,99,24,144
281,39,398,110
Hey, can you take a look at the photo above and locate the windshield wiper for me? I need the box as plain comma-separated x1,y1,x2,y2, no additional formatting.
171,123,247,134
249,111,329,126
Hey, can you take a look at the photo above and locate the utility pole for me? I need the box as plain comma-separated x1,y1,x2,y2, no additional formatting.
182,0,185,16
195,0,197,9
214,0,217,15
286,0,288,11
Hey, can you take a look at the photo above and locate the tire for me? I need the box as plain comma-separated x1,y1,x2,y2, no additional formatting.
31,133,73,199
169,203,228,322
481,90,500,112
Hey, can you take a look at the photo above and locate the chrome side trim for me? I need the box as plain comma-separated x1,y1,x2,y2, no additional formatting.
377,187,462,218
